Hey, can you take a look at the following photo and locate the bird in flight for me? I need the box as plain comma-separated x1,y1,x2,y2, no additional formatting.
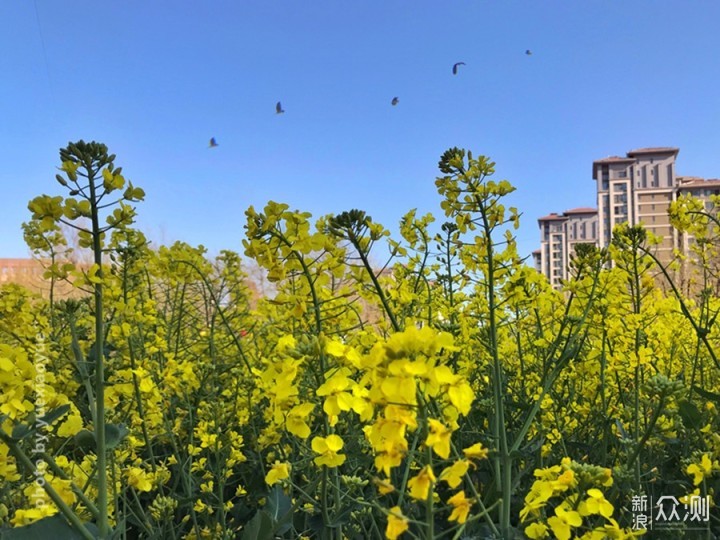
391,97,399,106
525,50,532,56
209,137,218,148
276,101,285,114
452,62,466,75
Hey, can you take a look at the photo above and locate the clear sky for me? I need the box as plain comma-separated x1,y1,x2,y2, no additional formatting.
3,1,720,262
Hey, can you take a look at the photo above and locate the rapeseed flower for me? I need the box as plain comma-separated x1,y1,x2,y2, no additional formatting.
439,459,470,488
447,490,472,524
311,434,346,467
687,453,719,486
385,506,409,539
426,419,452,458
407,465,435,500
265,461,291,486
285,402,314,439
547,504,582,540
463,442,489,461
579,488,613,518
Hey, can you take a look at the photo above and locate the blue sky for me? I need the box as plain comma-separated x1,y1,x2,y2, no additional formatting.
3,1,720,262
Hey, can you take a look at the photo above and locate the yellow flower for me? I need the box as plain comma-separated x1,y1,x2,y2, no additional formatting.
439,460,470,488
316,372,355,421
311,435,346,467
447,490,472,524
547,505,582,540
524,522,549,539
426,419,452,459
463,442,489,461
687,453,719,486
126,466,154,492
374,448,405,476
0,443,20,482
200,480,214,494
386,506,409,540
57,413,83,437
11,504,57,526
580,488,614,518
193,499,212,514
553,469,576,491
447,381,474,416
276,335,296,352
381,375,417,405
407,465,436,500
373,476,396,495
286,402,315,439
520,480,555,521
265,461,291,486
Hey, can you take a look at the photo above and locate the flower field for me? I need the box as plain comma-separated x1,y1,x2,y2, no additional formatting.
0,141,718,539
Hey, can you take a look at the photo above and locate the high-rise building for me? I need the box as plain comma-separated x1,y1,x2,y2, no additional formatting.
535,147,720,289
536,208,598,288
593,147,678,266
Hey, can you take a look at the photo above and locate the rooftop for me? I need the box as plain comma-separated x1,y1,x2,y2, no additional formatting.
627,147,679,156
678,178,720,189
564,207,597,215
593,156,635,164
538,213,568,222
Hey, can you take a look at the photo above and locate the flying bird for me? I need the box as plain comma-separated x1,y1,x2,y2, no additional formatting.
452,62,466,75
391,97,399,106
276,101,285,114
525,49,532,56
209,137,218,148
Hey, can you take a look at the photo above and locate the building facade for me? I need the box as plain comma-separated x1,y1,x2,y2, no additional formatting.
535,147,720,289
536,208,598,288
593,147,678,267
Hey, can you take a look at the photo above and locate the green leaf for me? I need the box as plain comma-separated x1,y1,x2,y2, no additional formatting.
11,423,33,441
678,399,703,430
74,429,96,451
240,510,274,540
692,385,720,404
39,404,71,427
73,423,129,452
105,423,129,449
0,514,99,539
265,485,292,534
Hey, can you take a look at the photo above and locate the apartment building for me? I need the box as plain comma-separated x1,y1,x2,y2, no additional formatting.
593,147,678,266
535,147,720,289
535,208,598,288
675,177,720,286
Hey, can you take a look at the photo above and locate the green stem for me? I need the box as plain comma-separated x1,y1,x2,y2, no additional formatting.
87,167,109,538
